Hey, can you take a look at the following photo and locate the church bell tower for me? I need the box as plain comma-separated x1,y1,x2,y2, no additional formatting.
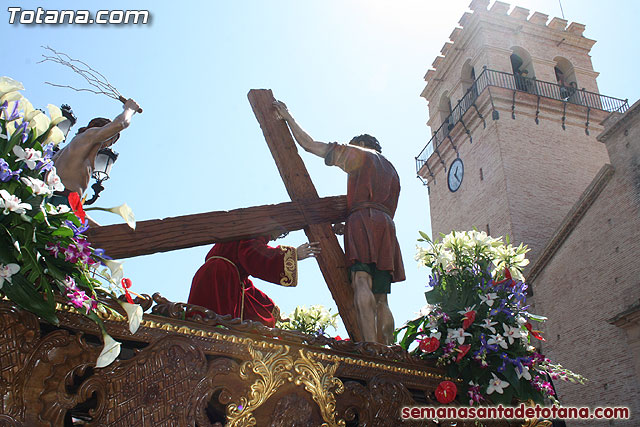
416,0,628,264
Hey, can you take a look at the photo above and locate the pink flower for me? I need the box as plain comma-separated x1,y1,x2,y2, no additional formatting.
63,246,78,263
63,275,78,291
45,242,60,257
66,289,89,309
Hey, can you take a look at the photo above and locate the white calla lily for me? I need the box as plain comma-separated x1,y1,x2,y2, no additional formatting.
27,110,51,137
0,90,23,104
95,333,121,368
0,77,24,104
103,259,124,283
86,203,136,230
0,76,24,96
120,302,143,334
44,125,65,145
47,103,63,120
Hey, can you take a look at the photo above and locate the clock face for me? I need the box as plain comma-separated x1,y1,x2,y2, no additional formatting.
447,158,464,192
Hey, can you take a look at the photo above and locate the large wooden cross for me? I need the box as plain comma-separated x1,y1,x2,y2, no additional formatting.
87,89,362,341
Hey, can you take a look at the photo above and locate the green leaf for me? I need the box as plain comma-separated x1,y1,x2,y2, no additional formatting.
2,273,58,325
52,227,74,238
418,231,432,243
33,210,45,223
526,313,548,323
425,289,442,305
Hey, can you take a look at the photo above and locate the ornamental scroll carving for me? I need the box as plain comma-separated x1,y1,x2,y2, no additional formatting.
226,343,345,427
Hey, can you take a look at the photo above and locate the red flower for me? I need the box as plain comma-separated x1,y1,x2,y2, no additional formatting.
525,322,546,341
504,268,512,280
462,310,476,329
455,344,471,363
419,337,440,353
68,192,86,223
121,278,134,304
492,268,514,287
435,381,457,404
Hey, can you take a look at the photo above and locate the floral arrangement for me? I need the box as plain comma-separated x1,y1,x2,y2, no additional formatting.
0,76,141,367
397,230,585,406
277,304,339,336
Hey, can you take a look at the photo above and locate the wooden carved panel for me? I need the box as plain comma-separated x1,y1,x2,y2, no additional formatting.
0,305,40,423
78,335,209,426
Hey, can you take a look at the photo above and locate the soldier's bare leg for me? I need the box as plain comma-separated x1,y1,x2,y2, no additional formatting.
351,270,378,342
374,293,395,345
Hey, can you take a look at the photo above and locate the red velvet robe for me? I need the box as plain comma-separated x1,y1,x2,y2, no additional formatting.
187,237,297,327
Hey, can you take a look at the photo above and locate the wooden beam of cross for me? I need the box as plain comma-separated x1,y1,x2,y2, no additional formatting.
247,89,362,342
85,195,347,260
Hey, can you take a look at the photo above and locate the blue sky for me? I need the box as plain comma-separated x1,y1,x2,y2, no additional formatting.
4,0,638,337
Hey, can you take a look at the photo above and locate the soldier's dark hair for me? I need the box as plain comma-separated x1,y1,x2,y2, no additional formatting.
349,134,382,153
77,118,120,144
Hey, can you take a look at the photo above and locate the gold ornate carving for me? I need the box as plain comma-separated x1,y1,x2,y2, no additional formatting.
522,400,553,427
522,419,552,427
293,349,345,427
279,245,298,287
136,317,452,381
227,343,295,427
227,343,347,427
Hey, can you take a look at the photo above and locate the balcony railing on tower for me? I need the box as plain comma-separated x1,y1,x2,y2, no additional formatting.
415,68,629,174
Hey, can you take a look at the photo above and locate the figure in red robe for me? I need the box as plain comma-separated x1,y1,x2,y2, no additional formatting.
187,236,319,327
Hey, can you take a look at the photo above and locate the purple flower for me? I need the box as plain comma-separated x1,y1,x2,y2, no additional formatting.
13,121,29,143
4,101,22,122
63,275,79,291
479,333,498,353
63,246,78,263
0,159,21,182
37,159,54,172
45,242,60,257
42,143,55,159
467,383,485,405
428,274,439,289
73,238,91,252
442,341,456,355
64,219,89,237
91,248,112,266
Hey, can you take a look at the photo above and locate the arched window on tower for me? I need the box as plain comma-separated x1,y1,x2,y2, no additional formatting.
554,56,580,104
461,59,479,107
510,48,536,94
438,92,453,141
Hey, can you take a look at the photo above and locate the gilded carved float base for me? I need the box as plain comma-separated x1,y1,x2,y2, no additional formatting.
0,297,544,426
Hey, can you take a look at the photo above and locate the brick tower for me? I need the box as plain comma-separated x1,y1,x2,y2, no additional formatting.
416,0,628,265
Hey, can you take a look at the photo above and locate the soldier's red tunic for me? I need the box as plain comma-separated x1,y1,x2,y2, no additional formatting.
325,143,405,282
